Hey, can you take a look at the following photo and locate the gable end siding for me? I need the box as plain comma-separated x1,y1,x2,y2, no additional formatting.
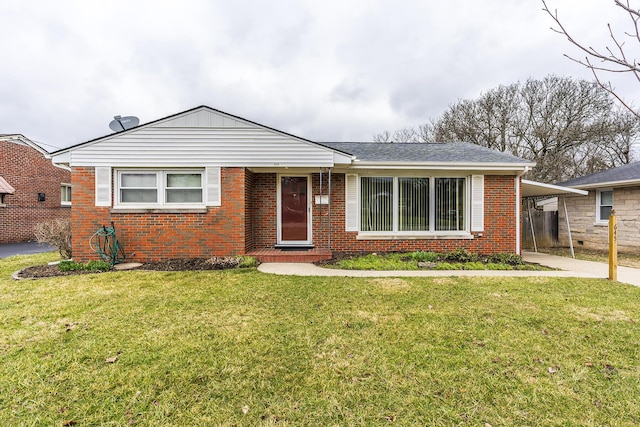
68,128,337,168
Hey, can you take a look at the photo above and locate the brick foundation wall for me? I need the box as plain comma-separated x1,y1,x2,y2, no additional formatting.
71,167,248,262
0,140,71,244
559,187,640,254
251,172,519,255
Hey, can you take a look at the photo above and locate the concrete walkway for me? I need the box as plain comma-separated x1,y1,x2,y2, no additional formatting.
257,251,640,287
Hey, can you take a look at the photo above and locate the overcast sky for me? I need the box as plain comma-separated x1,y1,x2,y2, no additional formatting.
1,0,638,150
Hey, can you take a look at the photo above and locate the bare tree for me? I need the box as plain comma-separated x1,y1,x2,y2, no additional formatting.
372,125,435,143
374,75,640,183
542,0,640,118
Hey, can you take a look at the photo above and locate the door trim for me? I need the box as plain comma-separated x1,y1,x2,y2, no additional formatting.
277,174,312,245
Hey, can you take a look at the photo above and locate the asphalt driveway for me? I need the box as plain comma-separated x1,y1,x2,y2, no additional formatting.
0,242,56,259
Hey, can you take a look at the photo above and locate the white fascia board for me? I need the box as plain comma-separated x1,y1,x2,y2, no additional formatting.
2,134,50,156
522,179,588,197
569,178,640,190
348,161,534,171
333,152,355,165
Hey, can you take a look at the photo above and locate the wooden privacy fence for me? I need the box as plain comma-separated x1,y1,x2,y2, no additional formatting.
522,210,558,249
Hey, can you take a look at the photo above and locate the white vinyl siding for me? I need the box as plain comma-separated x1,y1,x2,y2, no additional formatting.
69,128,338,167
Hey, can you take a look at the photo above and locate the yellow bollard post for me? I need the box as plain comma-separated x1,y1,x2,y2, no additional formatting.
608,210,617,281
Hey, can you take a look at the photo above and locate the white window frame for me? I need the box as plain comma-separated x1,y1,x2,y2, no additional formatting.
596,188,613,224
115,169,206,209
357,174,471,237
61,183,72,206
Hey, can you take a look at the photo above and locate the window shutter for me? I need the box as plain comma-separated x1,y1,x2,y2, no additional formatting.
206,167,221,207
345,174,358,231
95,167,112,207
471,175,484,232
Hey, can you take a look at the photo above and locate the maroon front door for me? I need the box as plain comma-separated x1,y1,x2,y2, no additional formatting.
280,176,309,243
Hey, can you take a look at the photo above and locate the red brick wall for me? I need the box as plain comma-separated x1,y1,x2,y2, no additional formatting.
0,140,71,244
251,172,518,255
251,173,277,249
71,168,519,261
244,169,254,253
71,167,248,262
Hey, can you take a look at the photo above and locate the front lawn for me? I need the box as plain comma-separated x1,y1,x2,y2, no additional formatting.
1,253,639,425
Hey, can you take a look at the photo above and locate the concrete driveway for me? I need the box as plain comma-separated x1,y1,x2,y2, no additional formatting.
0,242,56,259
521,251,640,287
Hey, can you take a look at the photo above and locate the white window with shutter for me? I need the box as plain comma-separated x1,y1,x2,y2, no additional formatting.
111,168,216,209
352,174,474,236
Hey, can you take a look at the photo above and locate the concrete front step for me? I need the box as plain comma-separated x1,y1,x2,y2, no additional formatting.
247,248,332,263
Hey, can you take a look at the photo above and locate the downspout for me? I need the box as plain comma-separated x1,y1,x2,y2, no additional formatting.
327,168,332,251
319,168,323,243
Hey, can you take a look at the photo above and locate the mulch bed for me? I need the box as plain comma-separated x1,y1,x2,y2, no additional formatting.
14,257,246,279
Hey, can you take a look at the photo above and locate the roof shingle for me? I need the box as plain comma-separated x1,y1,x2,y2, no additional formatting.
318,142,533,164
557,161,640,188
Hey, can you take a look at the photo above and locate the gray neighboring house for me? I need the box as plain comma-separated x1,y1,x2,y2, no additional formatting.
557,162,640,253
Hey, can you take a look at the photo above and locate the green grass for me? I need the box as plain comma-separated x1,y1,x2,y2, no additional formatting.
1,253,640,425
328,251,546,271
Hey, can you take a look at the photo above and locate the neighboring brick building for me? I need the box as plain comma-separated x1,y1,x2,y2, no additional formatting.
558,162,640,253
0,135,71,244
50,106,535,263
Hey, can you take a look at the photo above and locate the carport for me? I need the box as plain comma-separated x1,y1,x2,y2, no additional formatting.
521,179,588,258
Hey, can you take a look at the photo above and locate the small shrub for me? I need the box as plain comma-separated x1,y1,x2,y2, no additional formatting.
462,262,485,270
238,256,259,268
34,219,72,259
205,257,241,269
85,260,112,271
410,251,439,262
434,262,464,270
486,253,524,265
484,263,513,270
443,249,479,263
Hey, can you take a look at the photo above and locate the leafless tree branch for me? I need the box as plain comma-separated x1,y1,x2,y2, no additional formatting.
542,0,640,118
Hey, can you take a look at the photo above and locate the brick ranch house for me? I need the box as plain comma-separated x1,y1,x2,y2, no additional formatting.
557,161,640,253
49,106,536,263
1,134,71,244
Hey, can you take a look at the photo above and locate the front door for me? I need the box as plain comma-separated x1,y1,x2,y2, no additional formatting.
279,176,311,244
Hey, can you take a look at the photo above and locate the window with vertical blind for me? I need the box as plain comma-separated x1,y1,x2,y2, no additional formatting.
358,175,470,234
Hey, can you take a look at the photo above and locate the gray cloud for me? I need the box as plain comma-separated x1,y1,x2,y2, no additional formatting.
1,0,638,148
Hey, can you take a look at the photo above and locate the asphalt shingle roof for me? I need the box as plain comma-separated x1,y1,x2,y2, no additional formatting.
318,142,532,164
557,161,640,188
